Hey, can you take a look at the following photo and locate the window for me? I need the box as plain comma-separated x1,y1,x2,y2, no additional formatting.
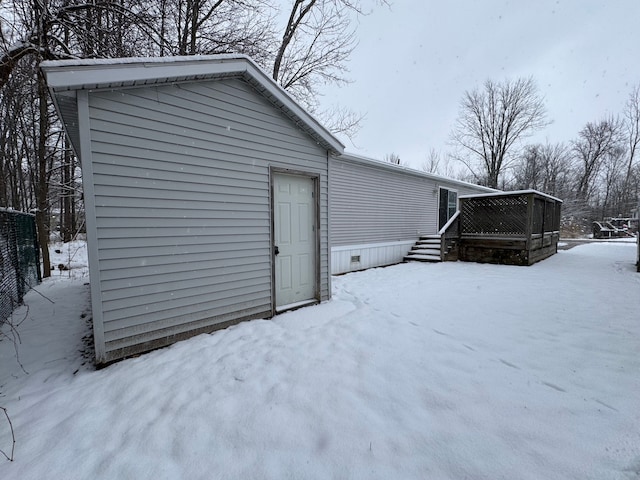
438,188,458,231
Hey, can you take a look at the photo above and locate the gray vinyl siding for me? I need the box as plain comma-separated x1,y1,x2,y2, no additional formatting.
53,93,81,154
86,78,329,363
329,157,490,246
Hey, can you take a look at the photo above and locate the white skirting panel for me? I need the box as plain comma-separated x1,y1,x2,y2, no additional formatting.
331,240,416,275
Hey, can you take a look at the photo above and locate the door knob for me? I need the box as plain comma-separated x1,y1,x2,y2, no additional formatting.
274,246,279,256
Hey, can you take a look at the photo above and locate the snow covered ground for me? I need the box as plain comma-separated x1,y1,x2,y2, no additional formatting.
1,241,639,479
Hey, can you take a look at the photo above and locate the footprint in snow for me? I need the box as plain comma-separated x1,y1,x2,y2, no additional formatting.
499,359,521,370
593,398,618,412
541,381,566,392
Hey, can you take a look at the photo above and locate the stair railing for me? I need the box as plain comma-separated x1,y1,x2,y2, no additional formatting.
438,210,460,261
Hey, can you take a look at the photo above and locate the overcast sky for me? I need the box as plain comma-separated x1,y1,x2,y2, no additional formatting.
318,0,640,170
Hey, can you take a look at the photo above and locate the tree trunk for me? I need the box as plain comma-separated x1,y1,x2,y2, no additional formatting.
61,138,73,242
36,71,51,278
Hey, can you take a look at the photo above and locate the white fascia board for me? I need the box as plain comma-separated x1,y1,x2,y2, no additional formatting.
41,55,249,92
459,189,563,203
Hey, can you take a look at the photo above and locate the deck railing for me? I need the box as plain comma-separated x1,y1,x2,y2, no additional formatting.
456,190,562,265
438,210,460,261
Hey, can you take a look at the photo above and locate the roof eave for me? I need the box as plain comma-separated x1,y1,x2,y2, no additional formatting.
40,55,345,155
337,153,498,193
459,189,563,203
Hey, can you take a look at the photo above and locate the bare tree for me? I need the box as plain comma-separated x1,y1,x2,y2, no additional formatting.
383,152,402,165
273,0,355,108
512,144,543,191
420,149,464,179
0,1,161,88
420,148,441,174
271,0,387,138
152,0,275,59
510,142,573,197
316,104,364,140
596,146,626,218
621,83,640,212
451,77,548,189
540,143,572,198
572,117,623,202
0,0,165,276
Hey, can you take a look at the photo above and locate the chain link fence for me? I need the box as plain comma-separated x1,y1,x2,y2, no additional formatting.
1,210,41,326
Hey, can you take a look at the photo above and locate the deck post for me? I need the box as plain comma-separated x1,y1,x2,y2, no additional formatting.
525,192,534,253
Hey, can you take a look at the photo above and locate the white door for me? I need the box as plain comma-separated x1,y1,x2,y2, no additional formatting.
274,173,316,310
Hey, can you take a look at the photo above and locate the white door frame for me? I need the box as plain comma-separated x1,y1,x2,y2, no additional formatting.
270,167,321,314
438,186,459,232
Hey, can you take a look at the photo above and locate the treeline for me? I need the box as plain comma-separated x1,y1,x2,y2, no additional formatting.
0,0,380,276
446,78,640,233
509,109,639,229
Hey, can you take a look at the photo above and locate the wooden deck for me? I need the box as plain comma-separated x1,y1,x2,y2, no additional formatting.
453,190,562,266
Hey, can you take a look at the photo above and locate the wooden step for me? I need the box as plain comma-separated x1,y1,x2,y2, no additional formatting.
410,247,441,256
404,253,441,262
405,234,442,263
416,239,441,246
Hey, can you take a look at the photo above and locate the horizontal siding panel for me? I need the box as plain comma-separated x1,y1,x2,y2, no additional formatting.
90,125,325,168
90,143,322,182
93,186,266,203
100,81,293,135
96,204,268,218
90,153,267,184
93,195,266,211
104,299,271,350
97,233,270,250
91,168,266,194
90,87,326,160
99,254,269,281
103,275,269,319
330,158,436,245
89,109,325,161
91,157,266,185
99,247,269,271
97,240,268,260
101,89,318,154
95,225,267,239
105,294,270,345
96,215,268,229
329,157,490,247
182,81,295,124
55,94,81,153
100,257,267,291
101,265,266,302
109,81,314,145
103,282,270,328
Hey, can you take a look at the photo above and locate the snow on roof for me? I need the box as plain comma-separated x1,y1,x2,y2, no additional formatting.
40,53,247,68
459,189,563,203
